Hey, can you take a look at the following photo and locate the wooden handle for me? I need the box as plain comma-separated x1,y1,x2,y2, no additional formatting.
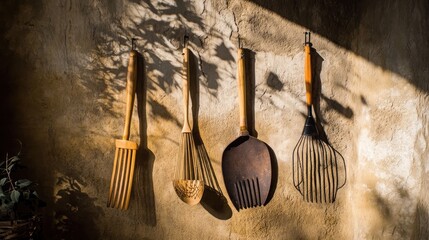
122,50,138,140
237,48,247,133
182,47,191,133
304,44,312,106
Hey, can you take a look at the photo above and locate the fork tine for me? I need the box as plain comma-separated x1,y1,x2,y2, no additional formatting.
124,149,137,210
108,147,120,207
114,149,126,209
120,149,133,209
112,148,124,208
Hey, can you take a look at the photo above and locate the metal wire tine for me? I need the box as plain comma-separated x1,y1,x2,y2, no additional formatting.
306,136,312,202
336,148,347,189
304,136,310,202
313,139,319,203
320,141,329,203
310,137,315,202
332,145,339,202
309,137,316,203
324,143,334,203
313,137,320,203
292,135,305,193
327,142,335,203
315,139,322,203
319,139,326,203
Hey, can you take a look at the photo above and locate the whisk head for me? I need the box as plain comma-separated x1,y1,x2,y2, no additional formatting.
292,134,341,203
173,132,204,205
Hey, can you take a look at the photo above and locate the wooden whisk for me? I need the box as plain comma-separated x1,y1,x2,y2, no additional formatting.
173,36,204,206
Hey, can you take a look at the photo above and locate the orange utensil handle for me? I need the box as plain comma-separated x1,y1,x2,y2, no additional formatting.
304,44,312,106
122,50,138,140
237,48,248,134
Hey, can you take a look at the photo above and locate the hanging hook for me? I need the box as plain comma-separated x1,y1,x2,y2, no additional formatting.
183,34,189,48
131,37,137,50
238,35,242,49
304,32,312,46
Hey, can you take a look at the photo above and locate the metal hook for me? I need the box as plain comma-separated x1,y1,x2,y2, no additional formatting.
304,32,312,46
131,38,137,50
183,33,189,48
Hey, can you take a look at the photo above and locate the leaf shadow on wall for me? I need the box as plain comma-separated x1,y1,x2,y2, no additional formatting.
74,0,235,229
311,48,353,132
82,0,221,128
188,50,232,220
367,187,429,239
248,0,429,93
54,176,104,240
131,51,156,226
412,201,429,239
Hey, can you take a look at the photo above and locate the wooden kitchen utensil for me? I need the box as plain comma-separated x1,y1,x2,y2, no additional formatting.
107,50,138,210
173,37,204,205
222,48,272,211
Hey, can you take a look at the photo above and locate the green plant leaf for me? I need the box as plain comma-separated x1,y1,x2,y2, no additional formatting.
0,178,6,186
32,191,38,198
0,161,5,167
11,190,20,203
7,163,15,171
9,156,20,164
15,179,32,188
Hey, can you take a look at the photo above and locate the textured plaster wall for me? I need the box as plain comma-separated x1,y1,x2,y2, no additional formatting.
0,0,428,239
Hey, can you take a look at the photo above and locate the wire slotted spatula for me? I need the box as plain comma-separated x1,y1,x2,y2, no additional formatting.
292,32,346,203
107,49,138,210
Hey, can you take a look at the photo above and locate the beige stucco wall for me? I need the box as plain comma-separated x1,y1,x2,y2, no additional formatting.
0,0,428,239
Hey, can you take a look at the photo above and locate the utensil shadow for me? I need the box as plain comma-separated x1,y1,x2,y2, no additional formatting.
310,47,347,193
132,51,157,226
244,48,278,206
188,49,232,220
